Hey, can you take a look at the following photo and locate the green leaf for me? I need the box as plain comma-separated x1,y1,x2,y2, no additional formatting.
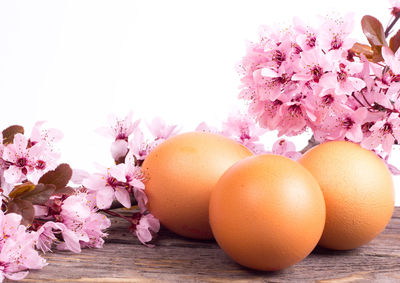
8,182,35,199
2,125,24,145
7,199,35,226
390,29,400,53
19,183,56,205
38,163,73,191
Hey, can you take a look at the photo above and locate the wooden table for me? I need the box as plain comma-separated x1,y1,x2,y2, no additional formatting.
19,208,400,282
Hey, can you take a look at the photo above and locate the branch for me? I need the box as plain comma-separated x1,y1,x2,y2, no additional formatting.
300,135,319,154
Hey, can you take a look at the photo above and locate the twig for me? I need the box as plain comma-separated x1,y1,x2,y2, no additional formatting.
102,209,132,222
385,12,400,38
300,135,319,154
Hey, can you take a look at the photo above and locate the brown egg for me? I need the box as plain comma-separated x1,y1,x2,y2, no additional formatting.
299,141,395,250
209,154,326,271
142,132,253,239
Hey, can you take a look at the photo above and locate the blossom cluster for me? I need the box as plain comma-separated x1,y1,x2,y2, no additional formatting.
237,11,400,161
80,113,179,246
0,124,110,281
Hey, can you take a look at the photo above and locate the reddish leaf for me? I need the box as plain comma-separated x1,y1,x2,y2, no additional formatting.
38,163,73,191
371,46,384,62
52,186,75,197
19,183,56,205
350,42,374,59
2,125,24,145
390,29,400,53
361,15,388,47
361,15,388,62
8,182,35,199
7,199,35,226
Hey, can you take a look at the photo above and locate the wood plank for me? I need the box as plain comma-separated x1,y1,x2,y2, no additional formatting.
17,208,400,282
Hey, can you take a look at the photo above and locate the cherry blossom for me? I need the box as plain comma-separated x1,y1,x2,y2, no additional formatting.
147,117,180,142
82,164,131,209
0,211,46,282
271,139,302,160
133,214,160,247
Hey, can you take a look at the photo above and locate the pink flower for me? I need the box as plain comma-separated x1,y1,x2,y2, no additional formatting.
315,107,368,142
124,152,147,213
318,13,355,52
292,48,331,83
2,134,42,184
147,117,180,141
362,113,400,153
222,111,267,154
0,211,46,281
97,111,140,141
128,128,151,162
36,221,66,253
133,214,160,247
271,139,302,160
276,94,317,137
58,193,111,252
293,17,318,50
83,164,130,209
30,121,63,149
319,62,366,95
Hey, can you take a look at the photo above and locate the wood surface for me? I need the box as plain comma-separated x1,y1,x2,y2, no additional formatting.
17,208,400,282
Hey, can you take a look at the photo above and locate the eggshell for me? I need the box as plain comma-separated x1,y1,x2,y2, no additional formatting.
209,154,326,271
142,132,253,239
299,141,395,250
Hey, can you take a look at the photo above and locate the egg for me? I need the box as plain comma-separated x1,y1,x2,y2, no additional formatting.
142,132,253,239
209,154,326,271
299,141,395,250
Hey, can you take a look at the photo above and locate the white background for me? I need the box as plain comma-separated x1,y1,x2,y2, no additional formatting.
1,0,399,203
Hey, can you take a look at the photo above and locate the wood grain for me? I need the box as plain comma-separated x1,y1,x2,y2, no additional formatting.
17,208,400,282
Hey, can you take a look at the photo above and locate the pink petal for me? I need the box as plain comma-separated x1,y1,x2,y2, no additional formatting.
382,46,400,74
59,228,81,253
82,175,106,191
95,186,115,209
319,74,337,88
115,188,131,208
71,169,90,184
3,166,23,184
110,140,128,161
108,164,126,182
348,77,366,91
4,271,29,281
261,68,279,78
346,127,363,142
13,134,28,155
382,135,395,153
133,188,148,213
2,145,17,163
130,178,145,190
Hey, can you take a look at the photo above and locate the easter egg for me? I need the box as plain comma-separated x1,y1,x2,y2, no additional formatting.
209,154,326,271
299,141,395,250
142,132,253,239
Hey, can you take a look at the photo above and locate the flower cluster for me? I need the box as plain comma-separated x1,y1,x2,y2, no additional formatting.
81,113,178,246
237,10,400,162
0,124,110,282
